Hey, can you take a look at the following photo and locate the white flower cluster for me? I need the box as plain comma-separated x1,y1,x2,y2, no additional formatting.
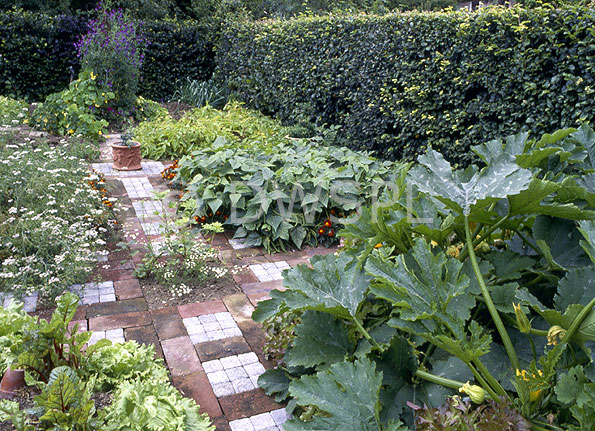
0,138,117,299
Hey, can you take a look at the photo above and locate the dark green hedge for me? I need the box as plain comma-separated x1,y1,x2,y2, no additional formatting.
0,10,214,102
216,7,595,164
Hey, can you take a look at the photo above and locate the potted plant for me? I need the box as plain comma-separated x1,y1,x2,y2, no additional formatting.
111,127,142,171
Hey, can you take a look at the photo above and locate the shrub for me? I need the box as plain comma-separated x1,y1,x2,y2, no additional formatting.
0,97,28,127
253,125,595,429
0,11,87,101
216,6,595,165
76,5,149,116
173,137,396,252
0,10,214,102
0,134,117,300
139,19,215,100
137,101,290,160
30,68,114,139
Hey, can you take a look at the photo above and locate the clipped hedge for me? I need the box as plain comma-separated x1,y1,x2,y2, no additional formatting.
216,6,595,164
0,10,214,102
0,11,87,100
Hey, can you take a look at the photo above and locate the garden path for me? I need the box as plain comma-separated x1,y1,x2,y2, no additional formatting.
55,135,336,430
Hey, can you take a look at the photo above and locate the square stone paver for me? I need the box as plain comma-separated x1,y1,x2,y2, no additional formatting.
70,281,116,305
249,262,290,282
121,177,154,199
1,292,38,312
132,200,163,218
228,409,288,431
88,327,125,345
203,352,266,397
183,312,243,344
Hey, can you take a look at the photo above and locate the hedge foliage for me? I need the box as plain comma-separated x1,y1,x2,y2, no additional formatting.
0,10,214,102
216,6,595,164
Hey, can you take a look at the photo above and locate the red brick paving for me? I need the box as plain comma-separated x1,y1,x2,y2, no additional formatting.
173,371,222,418
161,336,203,376
114,279,143,300
177,299,227,319
88,311,151,331
50,162,344,429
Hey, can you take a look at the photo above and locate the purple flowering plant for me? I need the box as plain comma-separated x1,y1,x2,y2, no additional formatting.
75,1,149,118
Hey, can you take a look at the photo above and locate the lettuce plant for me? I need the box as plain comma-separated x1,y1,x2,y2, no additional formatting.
254,125,595,429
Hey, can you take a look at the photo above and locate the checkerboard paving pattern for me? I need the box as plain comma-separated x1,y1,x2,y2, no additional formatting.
1,292,38,312
120,177,154,199
88,328,125,345
183,312,243,344
249,262,290,282
203,352,267,398
91,162,165,177
229,409,288,431
132,200,163,218
70,281,116,305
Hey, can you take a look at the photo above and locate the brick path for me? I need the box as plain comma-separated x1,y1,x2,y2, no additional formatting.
36,135,337,430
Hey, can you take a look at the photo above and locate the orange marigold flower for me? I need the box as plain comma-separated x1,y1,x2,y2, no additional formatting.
318,228,326,235
323,219,332,228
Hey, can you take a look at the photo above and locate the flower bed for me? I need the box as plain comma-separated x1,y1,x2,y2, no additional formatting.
0,132,117,302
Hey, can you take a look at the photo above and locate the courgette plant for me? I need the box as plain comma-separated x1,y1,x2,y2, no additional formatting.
254,126,595,430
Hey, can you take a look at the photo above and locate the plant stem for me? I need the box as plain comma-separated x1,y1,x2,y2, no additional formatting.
467,361,500,400
561,296,595,345
465,215,521,372
527,333,537,363
414,369,464,390
472,358,507,397
352,317,382,350
459,214,510,261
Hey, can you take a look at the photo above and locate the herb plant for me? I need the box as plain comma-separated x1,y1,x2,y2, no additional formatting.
0,134,117,300
254,125,595,430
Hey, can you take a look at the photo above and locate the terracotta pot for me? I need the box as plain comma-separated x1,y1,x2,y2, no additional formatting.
111,142,142,171
0,367,25,399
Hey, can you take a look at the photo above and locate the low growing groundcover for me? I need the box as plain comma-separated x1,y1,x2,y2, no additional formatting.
0,130,118,303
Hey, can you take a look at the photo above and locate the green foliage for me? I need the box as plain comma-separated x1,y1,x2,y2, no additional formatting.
0,97,28,126
137,101,290,160
82,341,169,390
0,11,87,101
0,135,115,300
0,293,215,431
174,135,395,252
35,366,97,430
254,125,595,429
0,302,36,375
171,77,229,109
0,10,214,102
104,378,214,431
30,68,114,140
217,6,595,164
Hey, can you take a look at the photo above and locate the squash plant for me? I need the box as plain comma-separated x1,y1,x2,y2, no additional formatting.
254,125,595,430
174,137,396,252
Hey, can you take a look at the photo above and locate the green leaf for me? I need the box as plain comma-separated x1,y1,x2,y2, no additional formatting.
555,267,595,312
541,304,595,343
485,250,535,281
367,240,489,362
409,150,532,215
284,358,383,431
578,220,595,264
290,225,306,249
533,216,590,269
286,311,353,369
257,368,291,402
280,252,371,320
